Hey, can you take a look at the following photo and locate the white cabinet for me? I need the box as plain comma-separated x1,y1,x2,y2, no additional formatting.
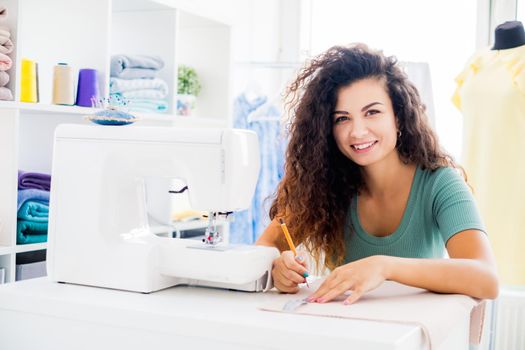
0,0,231,284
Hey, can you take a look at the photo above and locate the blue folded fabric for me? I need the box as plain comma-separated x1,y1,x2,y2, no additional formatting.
110,55,164,77
128,106,168,114
17,200,49,222
109,77,168,93
17,220,48,244
114,68,157,80
17,188,50,211
128,98,168,113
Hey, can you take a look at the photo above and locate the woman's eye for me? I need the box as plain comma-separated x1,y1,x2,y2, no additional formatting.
334,116,349,123
365,109,380,116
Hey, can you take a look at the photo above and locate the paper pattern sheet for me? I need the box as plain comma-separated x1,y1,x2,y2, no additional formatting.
259,279,485,350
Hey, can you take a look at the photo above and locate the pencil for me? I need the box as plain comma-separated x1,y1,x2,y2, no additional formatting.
278,218,309,288
278,218,297,255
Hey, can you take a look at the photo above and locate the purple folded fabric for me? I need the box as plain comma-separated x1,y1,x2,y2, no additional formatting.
18,170,51,191
17,188,50,211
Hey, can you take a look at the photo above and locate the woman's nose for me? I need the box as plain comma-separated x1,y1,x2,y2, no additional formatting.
350,118,369,138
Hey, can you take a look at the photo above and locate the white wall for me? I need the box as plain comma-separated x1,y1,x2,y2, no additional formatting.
177,11,231,119
153,0,282,62
152,0,293,102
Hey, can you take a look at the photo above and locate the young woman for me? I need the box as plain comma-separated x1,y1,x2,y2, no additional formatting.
256,43,499,304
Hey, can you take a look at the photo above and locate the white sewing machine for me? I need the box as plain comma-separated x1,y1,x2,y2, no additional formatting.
47,124,279,293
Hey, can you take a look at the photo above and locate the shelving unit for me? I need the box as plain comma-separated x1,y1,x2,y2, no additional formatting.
0,0,233,284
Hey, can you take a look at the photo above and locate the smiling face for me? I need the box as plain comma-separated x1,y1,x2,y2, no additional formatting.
332,78,399,168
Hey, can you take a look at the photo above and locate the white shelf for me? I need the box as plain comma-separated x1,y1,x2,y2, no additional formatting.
112,0,170,12
0,101,229,128
0,101,94,115
15,243,47,253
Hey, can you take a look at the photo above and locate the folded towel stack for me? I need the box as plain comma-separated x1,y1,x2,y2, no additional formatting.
0,5,13,101
110,54,168,113
16,171,51,244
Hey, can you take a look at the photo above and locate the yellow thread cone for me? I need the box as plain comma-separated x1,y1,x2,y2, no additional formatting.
20,58,37,103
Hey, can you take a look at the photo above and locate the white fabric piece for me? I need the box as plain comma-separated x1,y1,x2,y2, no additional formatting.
0,5,7,21
0,34,13,54
0,70,9,86
0,28,9,38
259,279,484,350
0,86,13,100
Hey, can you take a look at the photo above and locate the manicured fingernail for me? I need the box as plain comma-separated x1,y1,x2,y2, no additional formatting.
343,300,350,305
295,256,304,261
305,296,314,302
317,298,325,303
303,272,309,278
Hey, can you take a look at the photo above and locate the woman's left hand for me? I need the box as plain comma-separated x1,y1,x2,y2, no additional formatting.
307,255,389,305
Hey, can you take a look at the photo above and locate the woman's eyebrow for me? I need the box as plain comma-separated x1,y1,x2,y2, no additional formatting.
361,102,383,111
333,102,384,115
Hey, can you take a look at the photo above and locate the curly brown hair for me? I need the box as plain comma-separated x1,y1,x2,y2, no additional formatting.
269,43,460,271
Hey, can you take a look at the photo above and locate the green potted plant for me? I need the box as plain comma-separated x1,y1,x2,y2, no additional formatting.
177,65,201,116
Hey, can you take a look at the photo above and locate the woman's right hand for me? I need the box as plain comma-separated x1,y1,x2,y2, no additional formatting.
272,250,309,293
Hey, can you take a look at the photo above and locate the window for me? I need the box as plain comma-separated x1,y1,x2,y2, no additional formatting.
302,0,478,161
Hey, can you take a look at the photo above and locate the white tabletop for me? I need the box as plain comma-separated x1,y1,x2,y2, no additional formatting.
0,277,428,350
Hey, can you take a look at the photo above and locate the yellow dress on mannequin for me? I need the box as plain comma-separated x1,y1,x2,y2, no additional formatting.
453,45,525,285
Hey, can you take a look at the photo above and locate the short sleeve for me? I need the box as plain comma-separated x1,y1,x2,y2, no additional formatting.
431,167,486,243
452,67,468,111
452,52,484,111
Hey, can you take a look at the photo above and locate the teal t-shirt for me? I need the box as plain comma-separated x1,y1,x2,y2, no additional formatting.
344,166,486,263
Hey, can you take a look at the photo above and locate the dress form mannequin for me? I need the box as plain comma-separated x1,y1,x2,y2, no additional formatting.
492,20,525,50
452,20,525,285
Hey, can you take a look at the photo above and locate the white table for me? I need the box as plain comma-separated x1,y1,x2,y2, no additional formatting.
0,277,468,350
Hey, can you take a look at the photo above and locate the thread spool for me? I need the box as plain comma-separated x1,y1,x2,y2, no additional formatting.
52,63,75,105
20,58,38,103
76,68,99,107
